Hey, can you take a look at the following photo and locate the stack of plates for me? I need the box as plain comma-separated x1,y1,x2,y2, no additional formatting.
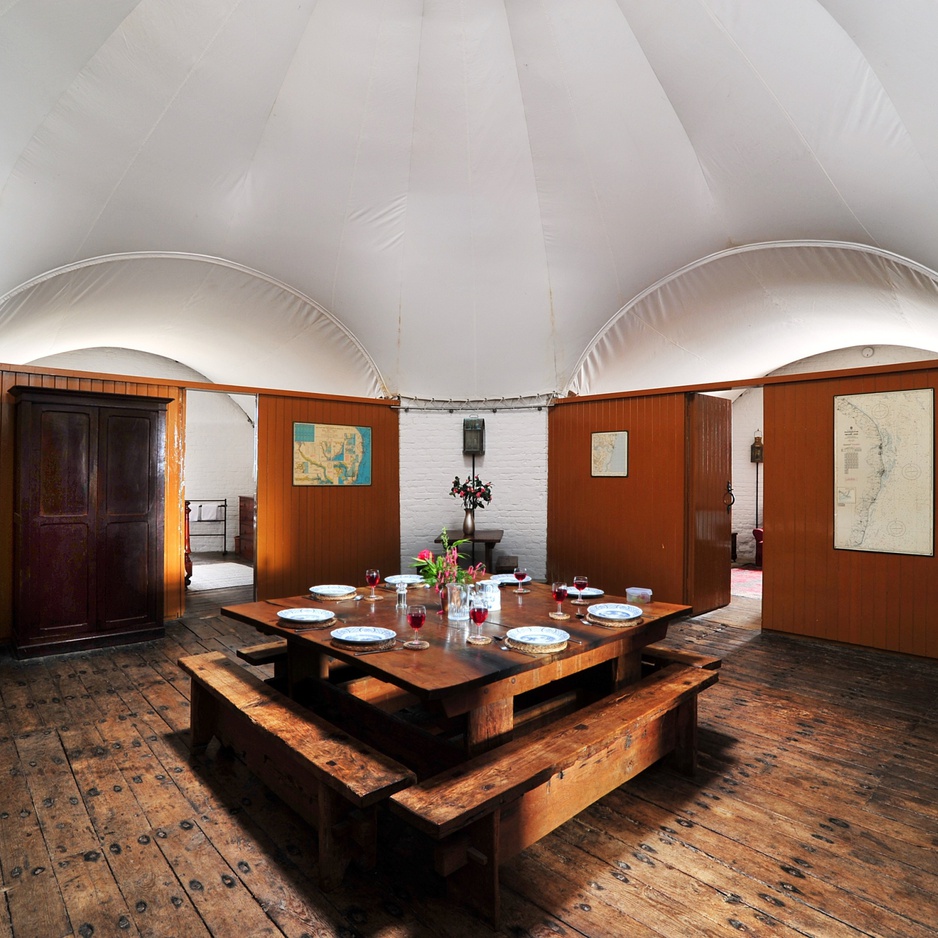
309,584,358,600
504,626,569,654
330,626,398,651
585,603,643,628
276,607,334,629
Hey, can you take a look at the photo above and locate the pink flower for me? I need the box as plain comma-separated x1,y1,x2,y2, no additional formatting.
418,549,433,562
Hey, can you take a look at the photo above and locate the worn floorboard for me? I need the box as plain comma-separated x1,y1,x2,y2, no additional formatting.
1,570,936,937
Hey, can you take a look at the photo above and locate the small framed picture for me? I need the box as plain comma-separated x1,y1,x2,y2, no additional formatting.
591,430,628,477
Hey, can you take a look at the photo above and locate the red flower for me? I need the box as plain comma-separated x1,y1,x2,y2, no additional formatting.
418,549,433,562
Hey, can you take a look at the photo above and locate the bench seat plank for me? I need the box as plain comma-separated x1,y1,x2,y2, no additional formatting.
180,651,414,807
235,639,288,666
391,662,717,839
641,642,722,671
389,662,718,926
179,651,416,890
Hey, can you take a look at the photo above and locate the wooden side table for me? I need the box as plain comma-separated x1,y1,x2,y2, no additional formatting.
436,529,503,574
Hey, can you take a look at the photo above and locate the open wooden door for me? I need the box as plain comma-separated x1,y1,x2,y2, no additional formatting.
685,393,732,614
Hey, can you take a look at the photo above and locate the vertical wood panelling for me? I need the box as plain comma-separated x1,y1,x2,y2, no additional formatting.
0,369,187,642
163,387,186,621
255,394,399,600
549,394,688,603
764,370,938,658
685,394,732,614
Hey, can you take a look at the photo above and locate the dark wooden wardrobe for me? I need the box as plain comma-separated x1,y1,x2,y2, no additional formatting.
10,387,169,656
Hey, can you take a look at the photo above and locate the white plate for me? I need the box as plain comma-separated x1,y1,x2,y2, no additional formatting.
567,586,604,598
309,584,357,597
277,607,334,624
491,573,532,585
587,603,642,622
505,626,570,645
330,626,397,644
385,574,423,586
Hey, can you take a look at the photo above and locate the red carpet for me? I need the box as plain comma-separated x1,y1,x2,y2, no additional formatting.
731,566,762,599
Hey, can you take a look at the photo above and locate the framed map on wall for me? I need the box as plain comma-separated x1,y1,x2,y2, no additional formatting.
293,422,372,486
834,388,933,555
591,430,628,477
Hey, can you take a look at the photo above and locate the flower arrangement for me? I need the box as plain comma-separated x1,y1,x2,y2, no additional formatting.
451,474,493,511
412,528,486,588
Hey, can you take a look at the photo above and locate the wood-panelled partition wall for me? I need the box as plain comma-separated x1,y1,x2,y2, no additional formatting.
763,367,938,659
1,363,400,646
0,366,186,643
254,393,400,601
548,392,689,605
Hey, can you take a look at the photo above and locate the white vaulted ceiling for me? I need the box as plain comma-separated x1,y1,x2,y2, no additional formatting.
2,1,938,399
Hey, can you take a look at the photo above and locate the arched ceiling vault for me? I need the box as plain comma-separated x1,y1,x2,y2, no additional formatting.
3,2,938,398
570,242,938,397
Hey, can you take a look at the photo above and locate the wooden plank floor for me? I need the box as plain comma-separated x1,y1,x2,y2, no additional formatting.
1,577,936,937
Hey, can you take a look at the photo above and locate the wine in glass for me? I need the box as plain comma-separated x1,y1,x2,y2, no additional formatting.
550,581,569,619
572,574,589,605
365,568,381,601
513,565,529,594
467,591,492,645
403,604,428,649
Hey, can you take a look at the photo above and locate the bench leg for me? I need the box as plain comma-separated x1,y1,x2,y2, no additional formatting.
668,696,699,776
443,811,502,928
317,784,352,891
188,682,220,750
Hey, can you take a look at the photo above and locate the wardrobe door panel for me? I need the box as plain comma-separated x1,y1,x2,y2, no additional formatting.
38,522,92,633
12,387,168,656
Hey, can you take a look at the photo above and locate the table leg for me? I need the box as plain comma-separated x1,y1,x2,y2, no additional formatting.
287,641,329,696
467,698,513,756
612,650,642,689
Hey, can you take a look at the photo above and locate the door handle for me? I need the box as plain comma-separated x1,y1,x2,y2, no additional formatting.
723,481,735,513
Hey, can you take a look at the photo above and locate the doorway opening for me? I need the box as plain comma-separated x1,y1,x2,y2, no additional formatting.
729,386,763,629
183,389,257,610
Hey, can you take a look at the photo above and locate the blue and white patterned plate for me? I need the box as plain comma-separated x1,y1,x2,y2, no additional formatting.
490,573,531,586
309,584,357,598
505,626,569,646
277,607,334,624
330,626,397,644
587,603,642,622
567,586,604,598
385,574,423,586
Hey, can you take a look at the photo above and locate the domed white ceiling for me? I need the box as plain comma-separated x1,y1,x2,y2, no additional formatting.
3,0,938,398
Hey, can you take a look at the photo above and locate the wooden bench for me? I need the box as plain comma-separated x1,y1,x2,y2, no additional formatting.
236,639,288,680
178,651,416,889
388,662,718,926
642,641,722,673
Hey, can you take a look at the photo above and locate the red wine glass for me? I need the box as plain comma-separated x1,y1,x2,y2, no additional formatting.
365,568,380,601
513,565,528,594
404,604,428,649
467,593,492,645
572,574,588,605
550,581,569,619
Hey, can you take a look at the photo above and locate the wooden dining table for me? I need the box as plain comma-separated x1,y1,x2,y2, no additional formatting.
222,582,690,759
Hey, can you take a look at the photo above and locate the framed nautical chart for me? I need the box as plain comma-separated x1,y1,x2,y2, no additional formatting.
834,389,933,555
293,422,372,486
591,430,628,477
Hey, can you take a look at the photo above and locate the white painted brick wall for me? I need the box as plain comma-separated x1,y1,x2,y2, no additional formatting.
399,409,549,579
